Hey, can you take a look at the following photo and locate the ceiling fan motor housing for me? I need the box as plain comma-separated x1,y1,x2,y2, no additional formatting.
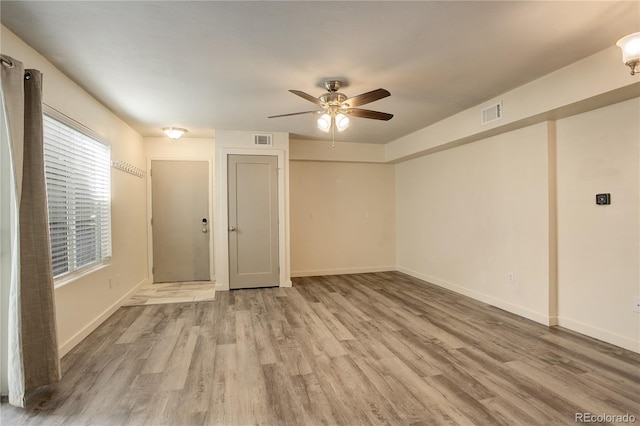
323,80,342,92
319,92,348,107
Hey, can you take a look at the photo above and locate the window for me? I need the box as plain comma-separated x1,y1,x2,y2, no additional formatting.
43,109,111,279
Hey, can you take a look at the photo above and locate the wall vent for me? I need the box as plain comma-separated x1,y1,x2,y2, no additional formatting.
481,101,503,125
253,134,273,146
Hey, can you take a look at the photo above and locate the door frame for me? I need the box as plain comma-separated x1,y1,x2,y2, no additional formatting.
214,148,289,291
146,157,214,283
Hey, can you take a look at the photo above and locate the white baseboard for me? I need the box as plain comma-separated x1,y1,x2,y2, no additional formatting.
281,279,292,288
399,267,638,354
291,266,396,278
557,316,640,354
58,278,148,357
397,266,552,326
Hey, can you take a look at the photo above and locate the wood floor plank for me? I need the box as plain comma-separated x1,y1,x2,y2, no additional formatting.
262,362,307,425
507,359,639,417
289,372,338,425
159,325,199,391
2,272,639,426
309,301,356,341
351,355,434,424
453,345,582,424
378,355,474,425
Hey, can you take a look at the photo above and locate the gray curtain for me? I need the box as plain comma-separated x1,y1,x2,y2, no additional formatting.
1,54,60,408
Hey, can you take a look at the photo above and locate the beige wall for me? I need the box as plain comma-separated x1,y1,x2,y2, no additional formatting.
556,98,639,351
395,123,552,323
290,139,386,163
290,161,396,276
145,136,214,159
1,26,149,357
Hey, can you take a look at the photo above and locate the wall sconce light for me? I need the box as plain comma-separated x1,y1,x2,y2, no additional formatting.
616,32,640,75
163,127,188,139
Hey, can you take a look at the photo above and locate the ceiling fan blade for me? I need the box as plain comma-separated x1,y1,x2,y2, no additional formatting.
268,110,322,118
344,88,390,107
345,108,393,121
289,90,324,106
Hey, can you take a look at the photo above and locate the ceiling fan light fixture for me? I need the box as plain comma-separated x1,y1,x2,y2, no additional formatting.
317,114,331,132
616,32,640,75
163,127,188,139
335,113,350,132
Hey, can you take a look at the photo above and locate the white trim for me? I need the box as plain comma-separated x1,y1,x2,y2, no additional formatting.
291,266,396,278
53,262,110,289
397,266,553,326
43,104,109,147
215,148,287,290
556,317,640,354
146,157,214,284
57,278,148,357
43,113,112,279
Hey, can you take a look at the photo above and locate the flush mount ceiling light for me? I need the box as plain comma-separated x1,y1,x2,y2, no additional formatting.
163,127,188,139
616,32,640,75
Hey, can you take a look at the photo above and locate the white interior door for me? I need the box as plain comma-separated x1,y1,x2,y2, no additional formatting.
228,155,279,289
151,160,210,283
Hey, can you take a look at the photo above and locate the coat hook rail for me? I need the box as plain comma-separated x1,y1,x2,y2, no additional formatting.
111,160,145,178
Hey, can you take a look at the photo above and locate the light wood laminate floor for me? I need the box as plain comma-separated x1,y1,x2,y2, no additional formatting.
2,272,638,425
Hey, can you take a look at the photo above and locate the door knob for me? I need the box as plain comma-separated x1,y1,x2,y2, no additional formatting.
228,226,236,231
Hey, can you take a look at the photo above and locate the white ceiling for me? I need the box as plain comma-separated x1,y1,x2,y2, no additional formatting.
1,1,638,144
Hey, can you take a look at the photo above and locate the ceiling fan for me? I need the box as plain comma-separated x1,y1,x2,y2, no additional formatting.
268,80,393,134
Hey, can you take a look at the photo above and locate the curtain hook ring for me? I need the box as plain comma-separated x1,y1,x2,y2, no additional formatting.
1,55,14,68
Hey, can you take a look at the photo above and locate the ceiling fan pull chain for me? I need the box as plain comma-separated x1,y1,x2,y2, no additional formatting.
332,120,335,148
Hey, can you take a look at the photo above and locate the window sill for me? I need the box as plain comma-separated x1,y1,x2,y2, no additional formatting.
53,261,111,289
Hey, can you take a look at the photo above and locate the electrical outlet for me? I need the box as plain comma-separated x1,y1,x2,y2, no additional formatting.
507,272,514,284
108,277,115,289
634,298,640,313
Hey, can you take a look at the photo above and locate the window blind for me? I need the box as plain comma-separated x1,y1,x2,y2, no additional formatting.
43,113,111,278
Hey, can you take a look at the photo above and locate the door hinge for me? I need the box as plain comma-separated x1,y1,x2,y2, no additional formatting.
152,266,154,274
150,168,152,177
150,217,153,226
